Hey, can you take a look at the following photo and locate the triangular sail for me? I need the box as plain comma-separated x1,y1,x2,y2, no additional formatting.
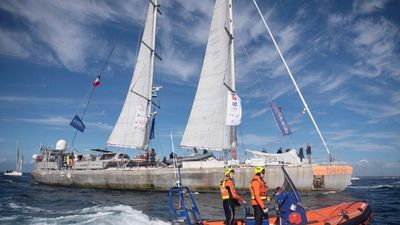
107,0,158,149
181,0,236,151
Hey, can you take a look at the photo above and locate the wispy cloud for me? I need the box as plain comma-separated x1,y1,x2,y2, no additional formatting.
352,0,389,14
0,0,147,73
0,95,75,105
7,116,112,131
241,133,281,146
353,159,400,176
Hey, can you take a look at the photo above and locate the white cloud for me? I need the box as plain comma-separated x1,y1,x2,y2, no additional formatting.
0,95,75,106
240,133,281,146
352,0,389,14
0,1,147,73
7,116,112,131
353,159,400,176
249,108,269,119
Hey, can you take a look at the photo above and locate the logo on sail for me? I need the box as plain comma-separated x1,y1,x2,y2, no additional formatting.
226,92,242,126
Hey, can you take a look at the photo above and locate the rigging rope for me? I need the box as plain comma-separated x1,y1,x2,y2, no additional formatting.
252,0,332,161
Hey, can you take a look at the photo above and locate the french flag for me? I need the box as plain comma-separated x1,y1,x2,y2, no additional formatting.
92,76,101,87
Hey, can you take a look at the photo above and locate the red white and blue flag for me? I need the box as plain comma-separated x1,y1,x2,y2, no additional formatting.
92,76,101,87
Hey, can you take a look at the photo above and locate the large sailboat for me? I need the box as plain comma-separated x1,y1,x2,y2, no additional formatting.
4,140,23,176
31,0,352,192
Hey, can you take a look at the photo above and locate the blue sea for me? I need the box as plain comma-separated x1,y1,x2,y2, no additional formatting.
1,175,399,225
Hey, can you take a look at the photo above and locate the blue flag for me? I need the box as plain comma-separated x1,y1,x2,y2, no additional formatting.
269,102,292,136
70,115,85,133
149,117,155,140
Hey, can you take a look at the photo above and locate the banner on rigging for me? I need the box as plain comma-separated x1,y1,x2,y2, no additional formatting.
133,106,148,131
226,92,242,126
70,115,86,133
269,102,292,136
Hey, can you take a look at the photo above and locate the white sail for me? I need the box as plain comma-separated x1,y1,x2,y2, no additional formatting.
181,0,236,151
107,0,158,149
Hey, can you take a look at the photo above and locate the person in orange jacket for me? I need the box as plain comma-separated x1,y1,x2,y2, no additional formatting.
220,168,246,225
250,166,269,225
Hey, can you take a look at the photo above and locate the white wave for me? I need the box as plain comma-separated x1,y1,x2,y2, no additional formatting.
0,216,18,222
8,202,55,214
28,204,171,225
348,184,394,189
322,191,336,195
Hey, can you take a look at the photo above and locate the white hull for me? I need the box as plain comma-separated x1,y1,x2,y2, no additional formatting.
4,171,22,176
32,162,352,192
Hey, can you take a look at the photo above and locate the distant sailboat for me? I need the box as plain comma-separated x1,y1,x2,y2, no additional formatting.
4,140,23,176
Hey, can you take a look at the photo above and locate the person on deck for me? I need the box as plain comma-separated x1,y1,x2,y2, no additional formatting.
150,148,156,167
298,147,304,162
220,168,246,225
306,144,312,164
250,167,269,225
144,149,149,166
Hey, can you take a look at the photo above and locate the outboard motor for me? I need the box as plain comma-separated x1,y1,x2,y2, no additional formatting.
274,166,308,225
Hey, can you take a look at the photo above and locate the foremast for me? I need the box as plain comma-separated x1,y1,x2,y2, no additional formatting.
107,0,160,150
181,0,238,157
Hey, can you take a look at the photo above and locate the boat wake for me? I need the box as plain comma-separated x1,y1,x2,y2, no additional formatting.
348,184,398,189
8,203,169,225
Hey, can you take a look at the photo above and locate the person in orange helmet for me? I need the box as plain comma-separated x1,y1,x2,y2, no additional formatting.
250,166,269,225
220,168,246,225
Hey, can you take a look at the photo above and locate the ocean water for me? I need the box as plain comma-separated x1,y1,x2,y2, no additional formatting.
0,175,399,225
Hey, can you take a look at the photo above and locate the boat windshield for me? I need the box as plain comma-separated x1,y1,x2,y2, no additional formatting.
280,166,302,203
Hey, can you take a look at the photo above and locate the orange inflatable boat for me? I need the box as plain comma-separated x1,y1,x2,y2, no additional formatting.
169,166,373,225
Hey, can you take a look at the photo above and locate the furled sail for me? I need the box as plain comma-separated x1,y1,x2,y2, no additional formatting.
181,0,237,151
107,0,158,149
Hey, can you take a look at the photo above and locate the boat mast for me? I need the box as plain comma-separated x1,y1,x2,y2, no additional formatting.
146,0,159,148
227,0,238,156
252,0,333,161
16,140,19,171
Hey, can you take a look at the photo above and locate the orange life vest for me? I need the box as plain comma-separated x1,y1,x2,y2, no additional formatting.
250,175,268,206
220,178,232,200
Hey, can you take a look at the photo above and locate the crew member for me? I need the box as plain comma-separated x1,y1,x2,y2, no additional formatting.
250,166,269,225
220,168,246,225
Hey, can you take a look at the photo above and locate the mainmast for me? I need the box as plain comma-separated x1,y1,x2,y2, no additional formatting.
227,0,238,158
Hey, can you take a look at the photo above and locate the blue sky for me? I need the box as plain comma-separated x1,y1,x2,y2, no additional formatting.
0,0,399,176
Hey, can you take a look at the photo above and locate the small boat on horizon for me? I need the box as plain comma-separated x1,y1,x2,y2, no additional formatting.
4,140,23,176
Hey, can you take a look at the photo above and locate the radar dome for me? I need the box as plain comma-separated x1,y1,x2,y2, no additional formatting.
55,139,67,151
32,154,38,160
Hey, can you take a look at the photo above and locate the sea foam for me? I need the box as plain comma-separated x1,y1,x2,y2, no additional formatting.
28,204,170,225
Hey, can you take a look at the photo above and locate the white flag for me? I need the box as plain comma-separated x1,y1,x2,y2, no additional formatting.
226,92,242,126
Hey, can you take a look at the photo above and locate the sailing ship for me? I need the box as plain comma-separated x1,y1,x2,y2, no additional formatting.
4,140,23,176
31,0,352,192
